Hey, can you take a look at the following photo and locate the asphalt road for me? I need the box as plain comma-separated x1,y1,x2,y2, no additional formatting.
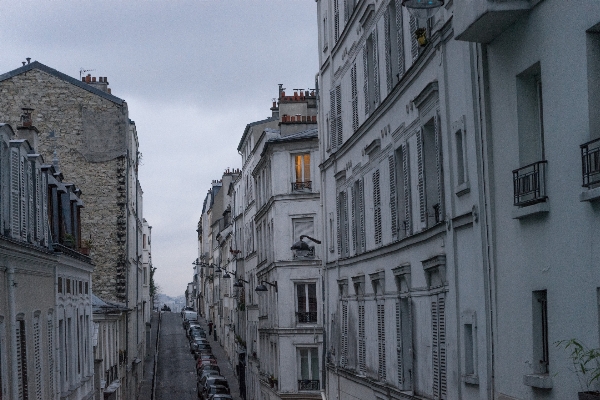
154,312,242,400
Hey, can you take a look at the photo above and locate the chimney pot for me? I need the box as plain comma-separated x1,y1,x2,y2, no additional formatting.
22,62,26,66
107,88,111,94
92,77,96,82
26,58,31,64
81,77,85,82
86,75,91,83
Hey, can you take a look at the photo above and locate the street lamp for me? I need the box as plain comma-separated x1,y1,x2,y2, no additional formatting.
402,0,444,19
255,281,278,293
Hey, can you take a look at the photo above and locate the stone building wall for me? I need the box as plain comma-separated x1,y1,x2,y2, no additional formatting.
0,67,128,303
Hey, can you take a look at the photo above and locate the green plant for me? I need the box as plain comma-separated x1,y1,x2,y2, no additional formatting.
81,239,93,249
63,233,76,248
556,339,600,393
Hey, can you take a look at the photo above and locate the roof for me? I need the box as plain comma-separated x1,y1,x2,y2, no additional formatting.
236,116,278,152
260,127,318,157
92,294,129,313
0,61,125,105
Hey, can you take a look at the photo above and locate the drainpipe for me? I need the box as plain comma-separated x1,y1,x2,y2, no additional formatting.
7,264,18,399
135,145,140,382
125,146,130,390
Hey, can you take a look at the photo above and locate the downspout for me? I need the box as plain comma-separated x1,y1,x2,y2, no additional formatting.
135,146,140,380
7,263,18,399
125,146,130,390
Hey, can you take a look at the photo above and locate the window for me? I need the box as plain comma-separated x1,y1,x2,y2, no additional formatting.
296,283,317,323
373,169,382,245
351,63,359,132
84,282,89,295
364,30,380,117
47,314,54,396
334,0,340,42
384,0,405,93
464,324,475,375
417,116,443,229
340,299,348,367
358,303,366,374
293,154,311,191
336,191,349,257
298,348,320,390
396,297,413,390
455,128,467,186
344,0,356,23
322,15,329,51
16,318,28,400
330,85,342,150
33,315,42,399
532,290,549,374
377,303,386,381
58,277,62,294
66,279,71,294
352,179,365,254
432,295,447,398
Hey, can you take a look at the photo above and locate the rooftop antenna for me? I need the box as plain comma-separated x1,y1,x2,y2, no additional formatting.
79,68,95,80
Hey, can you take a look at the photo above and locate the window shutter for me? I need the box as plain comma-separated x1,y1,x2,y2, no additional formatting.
432,299,440,399
342,191,349,256
351,64,359,132
334,0,340,42
434,114,444,222
373,29,380,106
396,0,405,78
0,144,3,230
359,178,365,252
439,295,447,397
341,301,348,367
384,9,392,93
402,144,411,236
20,157,27,241
417,129,427,227
35,168,41,242
336,193,341,255
377,303,386,381
27,161,33,242
17,320,28,400
363,46,369,116
330,90,337,150
389,154,397,237
47,317,54,396
358,303,366,374
396,301,403,386
351,185,357,253
344,0,349,23
10,148,20,238
410,15,418,63
373,169,382,245
336,85,343,148
34,318,42,399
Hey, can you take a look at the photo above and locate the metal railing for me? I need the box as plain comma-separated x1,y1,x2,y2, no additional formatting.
298,380,320,391
513,161,547,206
296,311,317,323
292,181,312,191
581,137,600,187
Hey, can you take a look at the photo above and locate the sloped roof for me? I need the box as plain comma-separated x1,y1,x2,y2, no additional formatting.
0,61,125,105
92,294,129,313
260,127,318,157
236,116,278,152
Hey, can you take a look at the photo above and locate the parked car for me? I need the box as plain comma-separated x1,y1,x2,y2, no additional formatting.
197,358,219,372
199,375,229,392
202,385,230,400
197,363,220,376
208,395,233,400
198,369,221,382
193,344,212,358
191,338,211,353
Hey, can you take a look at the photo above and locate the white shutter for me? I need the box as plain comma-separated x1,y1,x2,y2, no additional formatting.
336,85,343,148
20,157,27,241
27,161,33,242
358,303,366,374
342,191,349,256
373,169,382,245
34,318,42,399
351,185,357,253
435,114,444,223
35,168,41,241
48,317,54,397
410,15,418,63
417,129,427,228
330,89,337,149
372,29,380,106
389,154,397,237
439,295,447,397
377,303,386,381
359,178,365,252
336,193,341,255
16,320,27,400
334,0,340,42
10,148,20,238
341,301,348,367
384,9,392,93
396,0,405,78
351,64,359,132
396,301,403,386
363,46,369,116
42,172,48,246
344,0,349,23
432,299,440,399
402,144,411,236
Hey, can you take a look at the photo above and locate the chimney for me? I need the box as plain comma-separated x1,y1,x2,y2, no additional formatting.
26,58,31,64
86,75,111,94
16,107,40,150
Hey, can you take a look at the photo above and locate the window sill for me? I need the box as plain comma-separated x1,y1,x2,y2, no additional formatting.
580,186,600,202
511,201,549,219
455,181,471,197
523,373,553,389
462,374,479,385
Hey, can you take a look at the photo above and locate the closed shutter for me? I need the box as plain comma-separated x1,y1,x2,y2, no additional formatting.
342,191,349,256
334,0,340,42
336,85,343,148
384,9,392,93
373,169,382,245
432,295,447,399
351,184,357,253
377,303,386,381
20,158,26,241
402,144,411,235
410,15,418,63
16,320,28,400
351,64,359,132
341,301,348,367
396,301,403,386
358,303,366,374
434,114,444,223
389,154,397,237
27,161,33,242
330,89,337,149
344,0,349,23
336,193,341,255
47,318,54,397
395,0,405,78
372,29,380,106
417,129,427,228
359,178,365,252
34,318,42,399
10,148,20,238
432,299,439,399
363,46,369,116
0,144,3,230
35,168,41,242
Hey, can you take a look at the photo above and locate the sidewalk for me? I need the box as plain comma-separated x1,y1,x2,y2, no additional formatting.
198,316,242,400
138,311,160,399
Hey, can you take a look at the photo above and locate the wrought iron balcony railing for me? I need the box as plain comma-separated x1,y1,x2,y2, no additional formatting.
513,161,547,206
292,181,312,191
581,137,600,187
296,311,317,323
298,379,320,391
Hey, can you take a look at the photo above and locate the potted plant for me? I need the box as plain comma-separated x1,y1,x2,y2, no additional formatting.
80,239,92,255
415,28,428,47
556,339,600,399
63,233,76,248
269,374,278,388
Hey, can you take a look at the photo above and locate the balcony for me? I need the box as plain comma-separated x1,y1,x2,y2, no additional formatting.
513,161,547,207
292,181,312,191
454,0,533,43
298,379,320,391
296,311,317,323
581,138,600,187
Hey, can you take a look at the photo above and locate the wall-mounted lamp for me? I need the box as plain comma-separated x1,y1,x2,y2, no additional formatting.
401,0,444,20
255,281,278,293
291,235,321,251
233,278,249,288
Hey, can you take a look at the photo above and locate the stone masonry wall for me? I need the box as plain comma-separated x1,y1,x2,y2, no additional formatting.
0,68,127,303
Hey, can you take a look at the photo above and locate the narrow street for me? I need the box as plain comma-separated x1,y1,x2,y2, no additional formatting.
154,311,242,400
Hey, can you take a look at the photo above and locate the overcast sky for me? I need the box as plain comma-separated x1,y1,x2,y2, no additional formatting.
0,0,318,297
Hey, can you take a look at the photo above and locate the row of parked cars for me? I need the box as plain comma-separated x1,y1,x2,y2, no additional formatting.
182,308,233,400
